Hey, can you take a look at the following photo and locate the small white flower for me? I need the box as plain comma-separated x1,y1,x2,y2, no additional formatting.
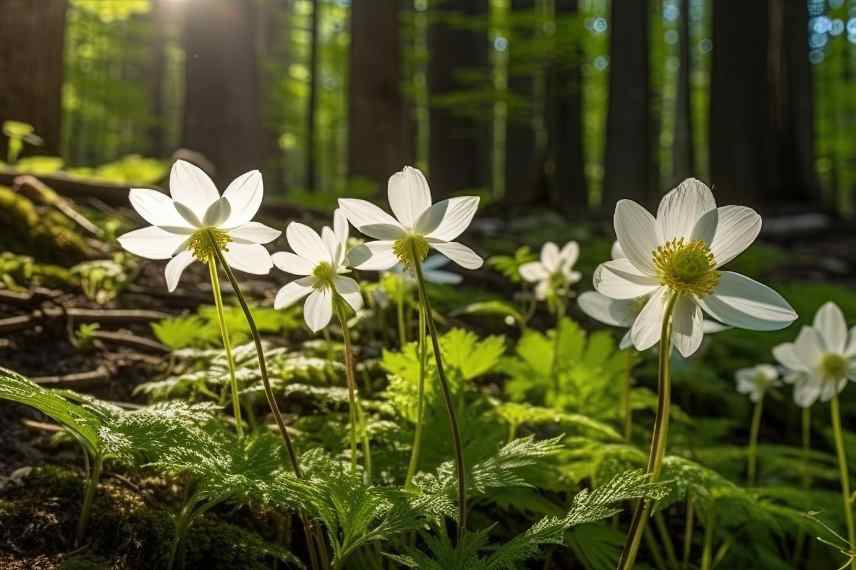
389,255,463,285
117,160,280,291
272,209,363,333
519,241,581,300
578,242,727,351
339,166,482,271
735,364,781,403
592,178,797,358
773,302,856,407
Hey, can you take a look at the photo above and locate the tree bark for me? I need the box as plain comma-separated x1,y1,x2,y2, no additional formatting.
603,0,652,208
505,0,538,200
347,0,406,194
0,0,68,158
306,0,320,192
671,0,694,185
428,0,490,197
181,0,262,185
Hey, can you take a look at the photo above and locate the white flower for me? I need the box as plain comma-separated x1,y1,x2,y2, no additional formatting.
773,302,856,407
272,209,363,333
389,255,463,285
735,364,781,403
117,160,280,291
592,178,797,358
578,241,728,351
339,166,482,271
519,241,581,300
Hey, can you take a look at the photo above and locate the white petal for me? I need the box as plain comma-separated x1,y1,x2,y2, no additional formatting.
564,270,582,284
671,295,704,358
701,320,729,334
619,330,634,350
793,327,824,369
128,188,191,229
631,287,669,351
274,276,314,309
611,241,625,260
560,241,580,268
519,262,549,283
228,222,281,244
820,378,847,402
541,242,561,272
697,272,798,331
348,241,399,271
813,302,847,354
334,276,363,312
388,166,432,228
578,291,638,327
614,199,660,274
757,364,779,382
165,250,195,292
272,252,315,276
429,241,483,270
321,226,338,261
424,269,462,285
338,198,405,240
203,196,231,226
773,342,808,372
118,226,187,260
689,207,718,246
415,196,480,241
708,206,762,267
304,288,333,332
286,222,331,264
333,208,349,265
173,201,203,227
846,326,856,357
222,243,273,275
534,280,550,301
592,258,660,300
656,178,716,242
222,170,263,228
423,255,450,270
793,378,821,408
169,160,220,219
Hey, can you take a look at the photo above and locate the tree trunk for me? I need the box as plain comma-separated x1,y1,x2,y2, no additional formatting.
306,0,320,192
0,0,67,158
603,0,651,208
348,0,406,194
428,0,490,197
182,0,262,185
505,0,538,200
148,0,168,158
671,0,694,184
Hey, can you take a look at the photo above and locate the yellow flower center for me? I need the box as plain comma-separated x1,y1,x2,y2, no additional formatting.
312,261,335,289
652,238,719,297
820,353,848,382
393,234,429,268
188,228,231,263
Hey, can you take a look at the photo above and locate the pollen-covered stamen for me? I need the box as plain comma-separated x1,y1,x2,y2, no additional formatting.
312,261,336,290
652,238,719,297
821,353,848,382
188,228,231,263
393,234,430,268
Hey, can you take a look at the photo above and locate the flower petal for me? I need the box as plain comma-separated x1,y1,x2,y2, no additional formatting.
846,326,856,357
129,188,191,229
338,198,405,240
286,222,331,264
272,252,315,276
793,326,824,369
697,272,797,331
203,196,232,226
656,178,716,242
560,241,580,268
429,241,483,270
578,291,638,327
304,288,333,332
415,196,480,241
793,377,821,408
519,262,549,283
592,258,660,300
228,222,281,244
701,320,729,334
333,208,349,265
619,330,633,350
222,243,273,275
631,286,669,351
534,280,550,301
709,206,761,267
169,160,220,219
334,276,363,312
321,226,338,262
671,295,704,358
118,226,188,260
813,302,847,354
274,276,314,309
614,199,660,274
541,242,560,272
348,241,398,271
388,166,432,228
164,250,195,292
689,207,718,246
611,241,625,260
773,342,809,373
222,170,263,228
424,269,462,285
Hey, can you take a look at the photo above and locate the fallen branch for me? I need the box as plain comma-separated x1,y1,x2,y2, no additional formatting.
90,330,169,353
0,307,169,334
32,366,113,387
14,175,103,237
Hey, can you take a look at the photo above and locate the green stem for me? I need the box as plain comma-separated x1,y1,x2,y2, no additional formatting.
75,453,103,546
831,394,856,570
405,303,428,488
411,244,467,541
747,395,764,485
397,282,408,347
643,527,669,570
682,497,694,569
794,406,812,566
623,350,634,440
654,512,680,569
335,300,371,477
700,513,716,570
617,292,678,570
207,255,243,438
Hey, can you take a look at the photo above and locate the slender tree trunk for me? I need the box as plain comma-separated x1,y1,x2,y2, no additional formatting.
428,0,490,197
348,0,406,193
603,0,651,208
306,0,320,192
505,0,538,199
672,0,694,184
182,0,262,184
0,0,68,158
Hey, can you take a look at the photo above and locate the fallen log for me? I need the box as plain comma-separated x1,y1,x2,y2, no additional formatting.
0,307,169,334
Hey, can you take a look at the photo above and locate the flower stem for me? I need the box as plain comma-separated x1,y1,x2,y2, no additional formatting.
405,303,428,488
794,406,812,566
75,453,102,546
700,512,716,570
831,394,856,570
617,292,679,570
410,244,467,541
682,497,695,568
335,299,372,478
623,350,633,440
747,395,764,485
206,256,244,439
397,283,407,347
